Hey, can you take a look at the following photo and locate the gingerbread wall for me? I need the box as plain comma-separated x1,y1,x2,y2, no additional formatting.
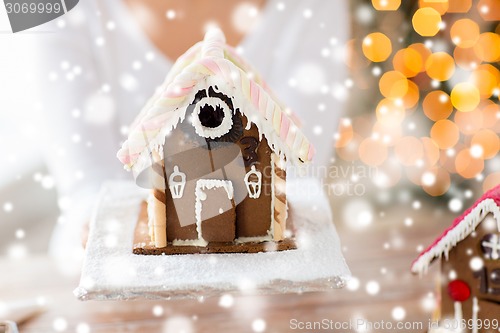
161,113,275,242
440,214,500,330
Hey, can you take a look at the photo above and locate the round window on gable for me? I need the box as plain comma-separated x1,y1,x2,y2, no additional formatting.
198,103,225,128
190,86,236,140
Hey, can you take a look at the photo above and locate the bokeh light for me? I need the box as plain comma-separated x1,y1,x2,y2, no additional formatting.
421,137,440,167
448,0,472,13
379,71,408,99
419,0,448,15
408,43,432,67
372,0,401,11
421,167,451,196
482,102,500,132
393,48,423,77
376,98,406,125
471,129,499,159
430,119,460,149
473,32,500,62
455,149,484,178
401,80,420,109
450,82,480,112
359,137,388,166
423,91,453,121
469,65,499,98
412,7,442,37
394,136,424,166
339,0,500,196
425,52,456,81
454,108,483,135
450,19,480,47
453,46,482,70
362,32,392,62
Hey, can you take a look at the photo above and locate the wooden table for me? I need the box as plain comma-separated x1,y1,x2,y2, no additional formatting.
1,206,451,333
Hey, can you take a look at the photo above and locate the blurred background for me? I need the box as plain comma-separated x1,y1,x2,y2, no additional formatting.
1,0,499,332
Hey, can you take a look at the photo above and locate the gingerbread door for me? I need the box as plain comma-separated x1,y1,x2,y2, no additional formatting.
196,179,236,242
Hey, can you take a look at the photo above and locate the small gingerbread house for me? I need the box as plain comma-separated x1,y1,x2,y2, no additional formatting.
117,29,314,254
412,185,500,331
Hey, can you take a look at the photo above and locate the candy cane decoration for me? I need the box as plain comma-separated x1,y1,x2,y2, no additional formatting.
272,153,287,241
472,297,479,333
453,301,463,332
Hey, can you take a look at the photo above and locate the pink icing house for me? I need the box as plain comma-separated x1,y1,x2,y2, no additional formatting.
412,185,500,332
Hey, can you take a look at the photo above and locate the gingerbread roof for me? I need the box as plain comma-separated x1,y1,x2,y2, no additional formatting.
117,28,314,174
411,185,500,275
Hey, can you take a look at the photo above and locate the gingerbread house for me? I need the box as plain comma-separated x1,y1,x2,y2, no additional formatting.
412,185,500,331
117,29,314,255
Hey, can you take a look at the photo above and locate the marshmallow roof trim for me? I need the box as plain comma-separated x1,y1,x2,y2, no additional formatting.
117,29,314,172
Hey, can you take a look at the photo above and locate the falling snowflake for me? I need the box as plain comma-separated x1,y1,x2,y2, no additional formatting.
448,198,463,212
15,229,25,239
166,9,176,20
218,294,234,308
365,280,380,295
153,305,164,317
346,276,360,291
232,3,261,34
106,21,116,30
469,256,484,271
41,175,55,190
404,217,413,227
3,202,13,213
53,317,68,332
303,8,313,19
95,37,105,46
252,318,266,333
76,323,90,333
132,61,142,71
391,306,406,321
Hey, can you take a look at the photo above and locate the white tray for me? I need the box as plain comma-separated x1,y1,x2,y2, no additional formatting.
75,179,350,300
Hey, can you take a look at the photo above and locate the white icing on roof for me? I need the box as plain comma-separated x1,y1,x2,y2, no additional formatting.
117,28,314,175
411,186,500,275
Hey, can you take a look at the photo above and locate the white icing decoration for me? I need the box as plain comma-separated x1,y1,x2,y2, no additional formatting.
235,235,272,244
412,198,500,275
169,166,186,199
453,301,462,325
472,297,479,333
191,96,233,139
172,238,208,247
482,234,500,260
244,165,262,199
121,68,309,179
194,179,234,244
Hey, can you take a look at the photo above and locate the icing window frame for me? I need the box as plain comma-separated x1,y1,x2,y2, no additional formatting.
191,96,234,139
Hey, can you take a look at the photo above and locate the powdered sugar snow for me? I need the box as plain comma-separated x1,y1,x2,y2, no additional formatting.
75,179,350,300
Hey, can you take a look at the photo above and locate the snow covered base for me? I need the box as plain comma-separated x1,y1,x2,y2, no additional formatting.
75,179,351,300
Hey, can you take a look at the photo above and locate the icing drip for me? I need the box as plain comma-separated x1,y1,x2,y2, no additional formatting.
117,28,314,176
412,197,500,275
